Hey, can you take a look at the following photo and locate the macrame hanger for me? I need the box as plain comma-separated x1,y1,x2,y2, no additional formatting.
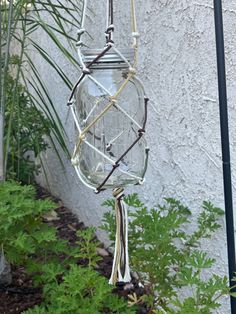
67,0,149,285
68,1,149,185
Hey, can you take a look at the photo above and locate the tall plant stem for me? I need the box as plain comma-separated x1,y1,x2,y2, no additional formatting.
0,0,14,182
4,11,28,176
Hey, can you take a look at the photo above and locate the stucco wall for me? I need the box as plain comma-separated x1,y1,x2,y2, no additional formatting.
35,1,236,312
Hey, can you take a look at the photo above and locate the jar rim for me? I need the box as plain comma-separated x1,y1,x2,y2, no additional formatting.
81,48,134,65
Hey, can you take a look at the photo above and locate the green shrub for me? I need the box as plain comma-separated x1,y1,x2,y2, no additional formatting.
102,194,229,313
74,227,102,268
23,264,135,314
5,74,51,183
0,181,68,276
0,181,133,314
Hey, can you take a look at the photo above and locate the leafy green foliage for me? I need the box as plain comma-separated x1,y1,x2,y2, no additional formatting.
74,227,102,268
5,74,51,183
0,181,133,313
0,181,68,276
23,265,135,314
1,0,83,182
102,194,228,313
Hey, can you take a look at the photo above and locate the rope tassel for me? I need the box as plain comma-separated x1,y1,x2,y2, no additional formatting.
109,188,131,285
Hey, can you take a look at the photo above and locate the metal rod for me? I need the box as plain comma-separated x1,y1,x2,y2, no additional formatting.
213,1,236,312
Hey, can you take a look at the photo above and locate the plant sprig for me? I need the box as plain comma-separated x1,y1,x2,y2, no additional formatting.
102,194,227,313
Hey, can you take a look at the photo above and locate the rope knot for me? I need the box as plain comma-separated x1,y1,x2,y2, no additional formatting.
67,100,73,107
76,40,83,47
132,32,140,38
82,68,91,74
139,178,145,185
77,28,85,35
109,96,117,104
107,39,114,44
129,67,136,75
94,188,105,194
79,134,86,141
106,24,115,33
113,187,124,199
106,41,114,47
71,158,78,166
138,128,145,135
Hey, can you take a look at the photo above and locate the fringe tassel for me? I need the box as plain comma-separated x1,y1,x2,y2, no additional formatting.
109,187,131,285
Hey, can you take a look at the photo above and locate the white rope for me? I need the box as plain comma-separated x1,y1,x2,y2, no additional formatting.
113,103,142,129
118,168,143,181
109,196,121,284
77,47,89,72
123,201,131,282
84,140,116,165
130,0,139,48
70,106,82,134
109,232,119,284
112,46,132,68
83,98,101,124
81,0,87,31
88,75,143,130
109,191,131,284
74,166,97,191
106,0,109,30
88,75,111,94
107,130,124,146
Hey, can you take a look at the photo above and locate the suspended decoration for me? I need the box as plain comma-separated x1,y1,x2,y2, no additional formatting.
67,0,149,285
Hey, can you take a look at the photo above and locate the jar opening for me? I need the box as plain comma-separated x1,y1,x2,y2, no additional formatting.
81,48,134,69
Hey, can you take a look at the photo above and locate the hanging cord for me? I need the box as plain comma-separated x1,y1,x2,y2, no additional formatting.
109,188,131,285
105,0,115,44
130,0,139,50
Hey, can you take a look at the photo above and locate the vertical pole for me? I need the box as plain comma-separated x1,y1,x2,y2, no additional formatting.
213,1,236,312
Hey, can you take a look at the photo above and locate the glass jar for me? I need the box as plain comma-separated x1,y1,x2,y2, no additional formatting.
73,49,148,189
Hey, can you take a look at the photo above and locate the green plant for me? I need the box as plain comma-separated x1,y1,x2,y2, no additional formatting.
1,0,84,181
5,74,51,183
0,181,133,313
74,227,102,268
102,194,228,313
23,264,136,314
0,180,68,275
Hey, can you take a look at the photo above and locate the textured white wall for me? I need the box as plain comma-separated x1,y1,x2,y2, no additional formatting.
36,1,236,312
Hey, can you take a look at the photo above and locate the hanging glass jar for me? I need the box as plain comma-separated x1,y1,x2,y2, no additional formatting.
68,0,150,285
72,48,148,190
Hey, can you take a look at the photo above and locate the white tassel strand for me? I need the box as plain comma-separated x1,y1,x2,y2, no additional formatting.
109,188,131,285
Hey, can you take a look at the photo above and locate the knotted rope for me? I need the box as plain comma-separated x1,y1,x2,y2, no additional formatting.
109,187,131,284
